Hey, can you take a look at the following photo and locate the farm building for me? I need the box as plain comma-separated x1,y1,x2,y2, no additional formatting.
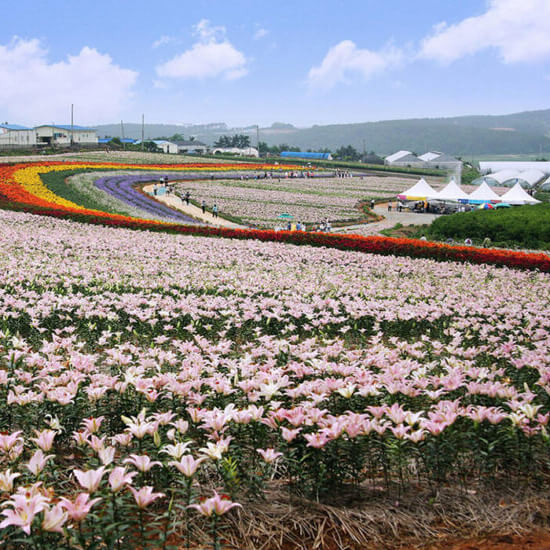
212,146,259,157
0,124,37,148
173,140,208,154
479,161,550,176
418,151,462,171
473,168,546,188
35,125,98,146
384,150,424,167
280,151,332,161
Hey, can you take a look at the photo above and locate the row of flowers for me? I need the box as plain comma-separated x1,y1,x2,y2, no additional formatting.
1,195,548,272
0,162,548,272
0,207,549,547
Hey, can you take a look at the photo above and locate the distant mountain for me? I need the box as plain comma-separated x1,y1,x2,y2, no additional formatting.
95,109,550,156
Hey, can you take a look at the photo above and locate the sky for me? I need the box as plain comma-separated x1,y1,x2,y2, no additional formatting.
1,0,549,128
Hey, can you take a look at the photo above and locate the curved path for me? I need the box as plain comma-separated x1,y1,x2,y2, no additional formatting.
142,185,248,229
332,203,441,236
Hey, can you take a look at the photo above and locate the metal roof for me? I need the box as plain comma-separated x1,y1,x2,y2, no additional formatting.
35,124,95,131
0,123,33,130
385,150,414,163
418,151,442,162
174,140,207,147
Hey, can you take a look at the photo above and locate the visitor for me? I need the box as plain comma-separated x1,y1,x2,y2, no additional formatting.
482,237,491,248
420,235,427,241
388,202,392,212
201,200,206,214
464,238,473,246
213,204,218,218
185,191,190,205
370,199,375,210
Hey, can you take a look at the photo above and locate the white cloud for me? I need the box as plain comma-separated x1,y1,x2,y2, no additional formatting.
152,35,175,49
420,0,550,64
254,28,268,40
0,37,137,125
307,40,402,89
156,20,248,80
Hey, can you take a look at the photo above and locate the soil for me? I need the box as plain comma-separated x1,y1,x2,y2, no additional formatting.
414,532,550,550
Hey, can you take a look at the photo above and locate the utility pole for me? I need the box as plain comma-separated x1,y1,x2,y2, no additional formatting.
141,114,144,151
121,120,125,150
70,104,74,148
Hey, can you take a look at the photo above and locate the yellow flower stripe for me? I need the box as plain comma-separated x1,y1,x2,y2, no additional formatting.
13,161,301,218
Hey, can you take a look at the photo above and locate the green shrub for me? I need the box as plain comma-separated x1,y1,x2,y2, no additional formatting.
427,204,550,249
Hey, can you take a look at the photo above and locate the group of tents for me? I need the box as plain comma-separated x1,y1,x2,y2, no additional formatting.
397,178,540,207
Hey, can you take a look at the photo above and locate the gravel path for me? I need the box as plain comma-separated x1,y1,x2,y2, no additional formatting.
333,203,441,236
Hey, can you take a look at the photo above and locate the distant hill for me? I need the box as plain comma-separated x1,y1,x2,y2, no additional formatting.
95,109,550,157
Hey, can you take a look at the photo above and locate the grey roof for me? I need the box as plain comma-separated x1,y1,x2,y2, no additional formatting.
174,140,207,147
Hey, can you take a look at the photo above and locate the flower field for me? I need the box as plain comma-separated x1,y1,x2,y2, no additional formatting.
0,203,549,548
172,173,443,227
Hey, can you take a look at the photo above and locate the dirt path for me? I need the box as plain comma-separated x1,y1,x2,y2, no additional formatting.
142,185,248,229
332,203,441,236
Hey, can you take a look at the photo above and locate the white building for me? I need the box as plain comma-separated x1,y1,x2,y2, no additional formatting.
35,125,98,146
479,161,550,176
418,151,462,171
0,124,37,148
384,150,424,167
212,146,259,157
151,140,179,154
174,140,209,154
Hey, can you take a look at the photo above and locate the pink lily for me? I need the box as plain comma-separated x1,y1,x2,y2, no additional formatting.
73,466,106,493
169,455,206,477
60,493,102,522
188,491,242,517
129,486,164,509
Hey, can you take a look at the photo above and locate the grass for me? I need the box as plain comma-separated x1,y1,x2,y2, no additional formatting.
427,203,550,250
40,169,128,214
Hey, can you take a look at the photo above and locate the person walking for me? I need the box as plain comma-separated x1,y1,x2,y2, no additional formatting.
213,204,218,218
370,199,375,210
201,200,206,214
185,191,190,205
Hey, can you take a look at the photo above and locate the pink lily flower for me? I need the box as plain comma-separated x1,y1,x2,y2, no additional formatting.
73,466,106,493
26,450,54,476
30,429,56,452
42,504,68,533
169,455,206,477
188,491,242,517
129,486,164,509
256,448,283,463
60,493,102,522
108,467,137,493
123,454,162,472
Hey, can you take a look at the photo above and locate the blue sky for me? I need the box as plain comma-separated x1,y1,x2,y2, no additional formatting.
1,0,549,127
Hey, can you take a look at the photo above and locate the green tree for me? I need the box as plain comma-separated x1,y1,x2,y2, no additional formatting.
143,141,159,152
335,145,360,161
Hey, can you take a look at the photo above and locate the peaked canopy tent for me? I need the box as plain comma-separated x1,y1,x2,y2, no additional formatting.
467,181,501,204
397,178,438,201
433,180,470,202
499,183,541,206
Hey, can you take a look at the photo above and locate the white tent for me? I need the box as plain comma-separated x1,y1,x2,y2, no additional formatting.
434,180,470,202
467,181,501,204
397,178,438,200
500,183,541,205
